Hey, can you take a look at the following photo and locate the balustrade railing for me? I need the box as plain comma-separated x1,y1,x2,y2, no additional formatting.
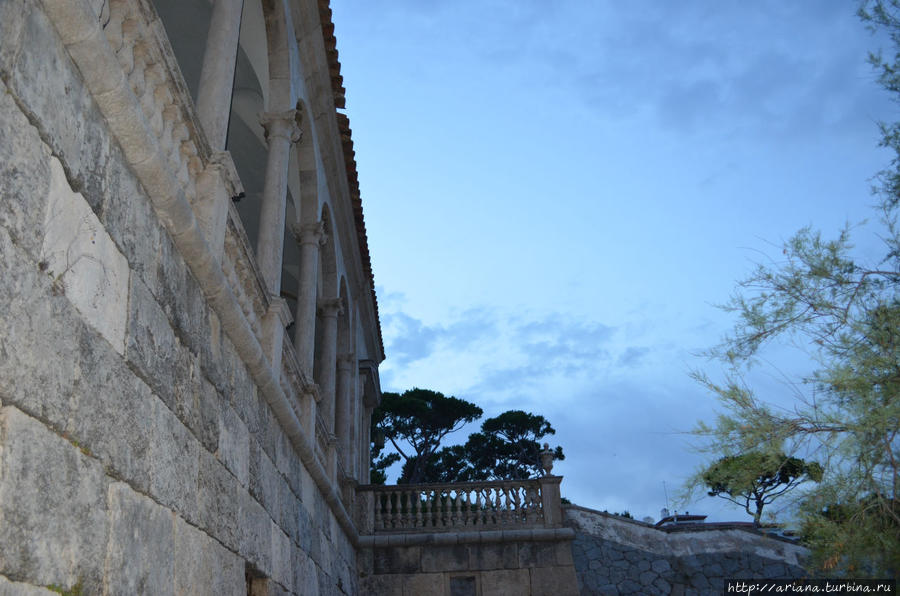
358,479,559,534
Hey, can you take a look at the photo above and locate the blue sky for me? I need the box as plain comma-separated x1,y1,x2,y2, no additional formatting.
330,0,895,522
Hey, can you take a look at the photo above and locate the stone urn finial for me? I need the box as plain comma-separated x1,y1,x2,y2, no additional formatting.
540,442,555,475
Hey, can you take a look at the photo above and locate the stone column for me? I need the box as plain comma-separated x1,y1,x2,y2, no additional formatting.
290,221,326,376
256,110,300,296
196,0,244,150
315,298,342,429
334,353,355,473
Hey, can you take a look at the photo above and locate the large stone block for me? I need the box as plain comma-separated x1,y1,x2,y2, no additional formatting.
374,546,421,575
0,228,79,427
517,541,558,568
173,353,220,454
98,137,164,291
150,400,200,524
403,572,444,596
271,523,292,591
291,545,319,596
219,403,250,487
0,407,107,593
240,490,274,577
67,322,155,493
279,478,300,544
105,482,175,596
0,75,51,259
0,574,58,596
198,450,242,551
360,573,403,596
481,569,529,596
173,516,244,596
126,274,180,409
529,566,579,596
0,0,29,78
9,3,112,218
154,232,209,360
421,544,469,574
467,542,518,570
249,437,282,519
41,156,129,354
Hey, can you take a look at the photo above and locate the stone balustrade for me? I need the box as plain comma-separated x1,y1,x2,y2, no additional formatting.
357,477,565,534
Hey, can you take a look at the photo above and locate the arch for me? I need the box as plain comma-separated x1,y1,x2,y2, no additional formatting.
237,0,270,109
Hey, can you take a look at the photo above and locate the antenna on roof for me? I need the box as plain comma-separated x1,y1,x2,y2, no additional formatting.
663,480,670,512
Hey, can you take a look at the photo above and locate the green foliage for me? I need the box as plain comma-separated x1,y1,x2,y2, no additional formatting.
371,395,565,485
691,1,900,576
423,410,565,483
46,580,83,596
700,452,822,526
372,388,482,484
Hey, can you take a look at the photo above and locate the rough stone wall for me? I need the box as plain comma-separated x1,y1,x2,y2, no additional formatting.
0,2,356,594
564,506,809,595
358,537,580,596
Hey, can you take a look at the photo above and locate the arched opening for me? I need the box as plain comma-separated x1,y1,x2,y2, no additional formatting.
281,102,318,345
149,0,213,102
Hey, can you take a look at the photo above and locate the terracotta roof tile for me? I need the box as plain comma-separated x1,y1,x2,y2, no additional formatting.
318,1,384,358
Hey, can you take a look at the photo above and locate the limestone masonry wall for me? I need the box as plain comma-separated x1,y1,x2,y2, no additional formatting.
0,0,366,593
564,505,809,595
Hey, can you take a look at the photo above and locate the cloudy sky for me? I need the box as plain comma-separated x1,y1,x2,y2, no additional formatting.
329,0,894,522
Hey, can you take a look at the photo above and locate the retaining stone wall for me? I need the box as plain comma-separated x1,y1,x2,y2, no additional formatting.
565,506,809,595
359,536,579,596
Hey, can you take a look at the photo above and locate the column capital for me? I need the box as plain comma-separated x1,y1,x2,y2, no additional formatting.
259,109,301,144
290,220,327,247
337,353,355,371
318,297,344,318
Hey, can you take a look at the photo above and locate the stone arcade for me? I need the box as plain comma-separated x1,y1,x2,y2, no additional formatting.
0,0,809,594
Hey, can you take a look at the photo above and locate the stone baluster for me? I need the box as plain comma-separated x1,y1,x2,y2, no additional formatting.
290,221,325,374
512,486,522,523
384,492,394,529
497,488,507,525
373,492,382,529
256,110,300,296
402,490,410,529
196,0,243,150
461,490,471,526
416,491,428,528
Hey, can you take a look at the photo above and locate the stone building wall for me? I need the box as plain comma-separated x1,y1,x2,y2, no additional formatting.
358,531,580,596
0,0,381,594
564,505,809,595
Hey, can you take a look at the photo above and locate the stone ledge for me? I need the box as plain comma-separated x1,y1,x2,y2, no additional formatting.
358,527,575,548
